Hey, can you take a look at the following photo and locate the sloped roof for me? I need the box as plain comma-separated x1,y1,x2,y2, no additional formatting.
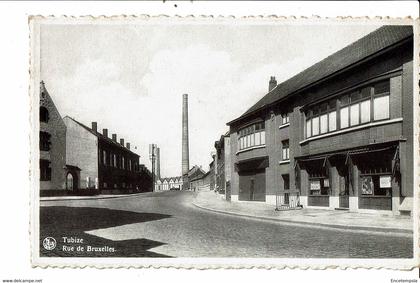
228,25,413,125
63,116,139,157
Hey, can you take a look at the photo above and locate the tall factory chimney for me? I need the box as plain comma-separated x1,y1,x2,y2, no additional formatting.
156,147,161,180
182,93,190,190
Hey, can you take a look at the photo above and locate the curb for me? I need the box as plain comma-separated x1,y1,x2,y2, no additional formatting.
192,202,413,238
40,192,154,202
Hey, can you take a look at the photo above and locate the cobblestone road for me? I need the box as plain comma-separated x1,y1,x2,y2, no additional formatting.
40,191,413,258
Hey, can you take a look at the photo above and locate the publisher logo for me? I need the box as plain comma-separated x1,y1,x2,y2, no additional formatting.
42,237,56,251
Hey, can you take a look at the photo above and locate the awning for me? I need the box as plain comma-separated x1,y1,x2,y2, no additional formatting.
235,156,269,172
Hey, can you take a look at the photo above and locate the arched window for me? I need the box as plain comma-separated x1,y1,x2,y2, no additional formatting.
66,173,74,190
40,107,49,122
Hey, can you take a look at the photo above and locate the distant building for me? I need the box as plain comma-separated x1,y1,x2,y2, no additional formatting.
155,165,205,191
214,132,231,199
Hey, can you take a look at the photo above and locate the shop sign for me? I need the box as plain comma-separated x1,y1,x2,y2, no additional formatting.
380,175,391,188
310,180,321,191
361,176,373,195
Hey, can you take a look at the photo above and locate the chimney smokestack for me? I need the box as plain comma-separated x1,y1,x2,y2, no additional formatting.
126,142,130,149
92,122,97,132
182,93,190,190
102,128,108,138
112,134,117,142
156,147,160,179
269,76,277,92
120,138,124,146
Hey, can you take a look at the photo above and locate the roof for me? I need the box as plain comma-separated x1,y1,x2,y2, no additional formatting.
228,25,413,125
63,116,139,157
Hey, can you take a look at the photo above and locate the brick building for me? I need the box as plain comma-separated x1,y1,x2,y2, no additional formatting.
39,81,68,195
227,26,414,215
214,133,232,200
63,117,152,193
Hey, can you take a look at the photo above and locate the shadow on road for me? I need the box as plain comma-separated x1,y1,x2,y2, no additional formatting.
40,206,172,257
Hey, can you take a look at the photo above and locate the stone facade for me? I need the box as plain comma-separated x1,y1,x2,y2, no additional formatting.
39,81,67,192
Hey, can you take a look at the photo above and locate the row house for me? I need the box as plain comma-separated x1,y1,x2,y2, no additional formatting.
63,117,152,193
227,25,414,215
214,133,232,200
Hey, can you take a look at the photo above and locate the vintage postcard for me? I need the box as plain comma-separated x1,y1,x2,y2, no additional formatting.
29,16,419,269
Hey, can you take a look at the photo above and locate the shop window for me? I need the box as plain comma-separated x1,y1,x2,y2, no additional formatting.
40,107,49,123
40,159,51,181
238,121,265,150
39,131,51,151
361,175,392,196
309,178,329,195
281,139,289,160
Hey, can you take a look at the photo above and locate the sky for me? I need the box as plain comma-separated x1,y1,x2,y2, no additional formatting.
40,21,380,177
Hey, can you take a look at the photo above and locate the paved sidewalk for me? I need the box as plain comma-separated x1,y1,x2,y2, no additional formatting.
193,190,413,236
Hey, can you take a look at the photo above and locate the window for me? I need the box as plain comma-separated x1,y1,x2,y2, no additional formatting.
306,119,312,138
374,95,389,120
328,111,336,131
122,156,125,169
40,107,49,122
340,106,349,129
350,104,359,126
282,174,290,190
309,178,329,195
102,150,107,165
320,113,328,134
281,140,289,160
306,101,337,138
39,131,51,151
238,121,265,150
360,100,371,123
312,116,319,136
281,113,289,125
361,175,391,196
113,154,117,167
40,159,51,181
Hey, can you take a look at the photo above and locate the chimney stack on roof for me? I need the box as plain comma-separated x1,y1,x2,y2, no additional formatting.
126,142,130,150
102,128,108,138
112,134,117,142
92,122,98,132
269,76,277,92
120,138,124,146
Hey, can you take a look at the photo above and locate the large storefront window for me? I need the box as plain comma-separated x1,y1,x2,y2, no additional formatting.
305,79,390,138
238,121,265,151
309,178,329,195
360,175,392,196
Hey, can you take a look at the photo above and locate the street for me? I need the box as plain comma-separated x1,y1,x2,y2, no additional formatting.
40,191,412,258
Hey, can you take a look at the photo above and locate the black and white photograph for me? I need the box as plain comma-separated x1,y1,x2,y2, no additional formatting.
29,15,418,269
